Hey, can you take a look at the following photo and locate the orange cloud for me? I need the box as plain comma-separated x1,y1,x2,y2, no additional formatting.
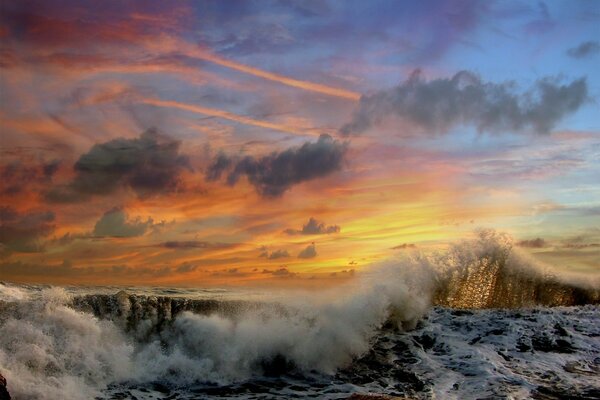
189,48,361,101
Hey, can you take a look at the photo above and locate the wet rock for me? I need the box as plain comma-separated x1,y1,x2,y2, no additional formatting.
392,369,425,391
531,335,575,353
150,382,170,394
517,340,532,352
450,310,473,316
554,323,569,337
346,395,406,400
413,333,436,350
469,336,482,345
0,373,10,400
260,354,296,377
555,339,575,353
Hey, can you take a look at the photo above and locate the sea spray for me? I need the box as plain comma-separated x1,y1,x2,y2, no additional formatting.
0,287,133,400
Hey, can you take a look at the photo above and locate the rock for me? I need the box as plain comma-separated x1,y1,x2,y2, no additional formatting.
553,323,569,337
531,335,575,353
346,395,407,400
413,333,436,350
260,354,295,377
0,373,11,400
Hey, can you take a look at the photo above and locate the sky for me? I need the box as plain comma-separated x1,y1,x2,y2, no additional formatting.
0,0,599,287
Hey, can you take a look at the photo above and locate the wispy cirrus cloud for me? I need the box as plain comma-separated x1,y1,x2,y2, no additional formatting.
141,97,321,137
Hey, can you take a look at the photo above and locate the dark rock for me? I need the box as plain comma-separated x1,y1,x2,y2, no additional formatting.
517,340,531,352
150,382,170,394
531,335,575,353
532,336,554,352
555,339,575,353
497,351,512,362
0,373,10,400
450,310,473,316
554,323,569,337
413,333,436,350
346,394,405,399
260,354,296,377
469,336,482,345
392,369,425,391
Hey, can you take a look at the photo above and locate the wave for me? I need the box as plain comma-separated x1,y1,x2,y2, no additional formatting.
0,229,598,399
429,229,600,308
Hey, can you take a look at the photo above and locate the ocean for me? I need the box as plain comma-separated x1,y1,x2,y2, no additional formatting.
1,234,599,399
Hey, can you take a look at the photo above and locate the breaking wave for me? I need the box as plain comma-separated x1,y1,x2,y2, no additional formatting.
0,230,598,399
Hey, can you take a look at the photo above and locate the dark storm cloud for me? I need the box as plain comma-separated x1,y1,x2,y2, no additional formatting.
206,134,347,197
516,238,547,248
204,152,232,181
298,243,317,259
93,207,154,238
285,217,340,235
0,206,55,255
341,70,588,136
46,129,189,202
567,41,600,59
1,160,60,195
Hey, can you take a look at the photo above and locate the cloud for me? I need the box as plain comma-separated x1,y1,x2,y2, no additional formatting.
0,0,190,48
93,207,155,238
567,41,600,59
0,207,55,254
391,243,417,250
262,267,297,278
341,70,587,136
0,257,246,279
46,129,189,202
298,243,317,259
516,238,547,248
204,152,232,181
562,242,600,250
160,241,234,250
206,134,347,197
258,247,290,259
211,268,248,277
1,159,60,196
285,217,340,235
268,249,290,260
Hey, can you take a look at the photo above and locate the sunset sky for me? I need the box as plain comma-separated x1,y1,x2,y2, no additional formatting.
1,0,598,286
